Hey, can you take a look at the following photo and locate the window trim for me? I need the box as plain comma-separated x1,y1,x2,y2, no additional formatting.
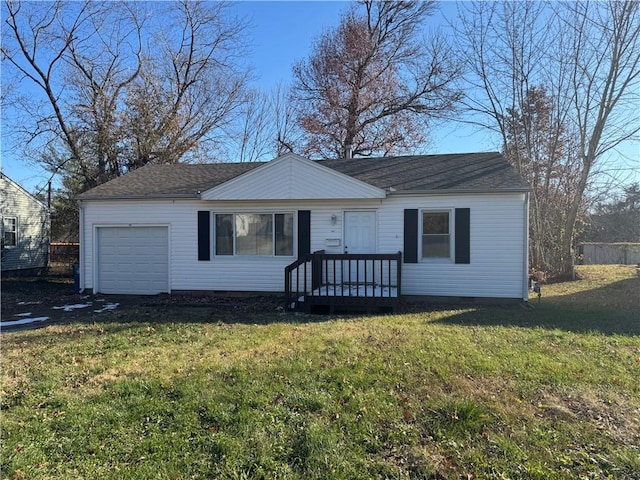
420,209,454,262
214,212,295,258
2,217,18,248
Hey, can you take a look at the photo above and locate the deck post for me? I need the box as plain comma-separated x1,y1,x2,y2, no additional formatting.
396,251,402,311
284,269,290,310
311,251,324,291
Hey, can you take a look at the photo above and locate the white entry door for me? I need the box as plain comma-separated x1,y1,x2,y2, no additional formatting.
343,211,377,284
344,211,376,253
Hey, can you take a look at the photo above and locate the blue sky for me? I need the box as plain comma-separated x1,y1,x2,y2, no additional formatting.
2,1,493,194
2,1,636,194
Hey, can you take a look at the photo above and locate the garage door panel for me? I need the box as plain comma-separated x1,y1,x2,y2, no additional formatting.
97,227,168,294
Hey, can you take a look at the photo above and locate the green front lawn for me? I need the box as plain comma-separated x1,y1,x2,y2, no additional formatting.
2,265,639,479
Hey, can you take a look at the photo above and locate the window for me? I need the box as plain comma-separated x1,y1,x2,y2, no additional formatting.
215,213,294,256
404,208,469,265
3,217,17,247
422,211,450,259
215,214,233,255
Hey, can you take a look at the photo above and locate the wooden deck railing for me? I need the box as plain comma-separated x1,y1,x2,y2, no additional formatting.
284,251,321,312
285,251,402,313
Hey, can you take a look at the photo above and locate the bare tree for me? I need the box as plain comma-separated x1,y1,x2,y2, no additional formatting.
2,0,250,192
556,0,640,275
292,0,462,159
65,2,144,189
454,2,553,158
216,82,304,162
503,86,584,277
455,1,640,279
2,1,94,179
272,82,302,156
224,89,273,163
124,1,249,168
583,183,640,243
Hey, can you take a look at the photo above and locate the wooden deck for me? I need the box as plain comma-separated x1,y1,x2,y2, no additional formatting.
285,251,402,313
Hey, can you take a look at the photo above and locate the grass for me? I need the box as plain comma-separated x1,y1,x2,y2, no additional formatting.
1,265,639,479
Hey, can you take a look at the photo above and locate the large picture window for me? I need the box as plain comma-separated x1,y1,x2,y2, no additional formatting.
422,211,450,259
3,217,17,247
215,213,294,256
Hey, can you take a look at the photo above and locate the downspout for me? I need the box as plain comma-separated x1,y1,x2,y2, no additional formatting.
78,200,85,293
523,192,530,301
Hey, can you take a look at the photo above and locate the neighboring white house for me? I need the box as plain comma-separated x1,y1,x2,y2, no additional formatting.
1,173,50,276
77,152,531,301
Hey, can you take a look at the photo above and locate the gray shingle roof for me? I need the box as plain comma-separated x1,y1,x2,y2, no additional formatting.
78,152,529,200
77,162,258,199
319,153,529,192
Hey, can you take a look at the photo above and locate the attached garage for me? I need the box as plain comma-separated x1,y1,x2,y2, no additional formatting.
96,226,169,294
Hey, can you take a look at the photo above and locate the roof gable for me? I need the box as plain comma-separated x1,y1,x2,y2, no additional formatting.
1,173,48,211
200,153,386,200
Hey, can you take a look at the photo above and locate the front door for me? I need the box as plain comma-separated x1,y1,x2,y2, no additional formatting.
344,211,376,284
344,211,376,253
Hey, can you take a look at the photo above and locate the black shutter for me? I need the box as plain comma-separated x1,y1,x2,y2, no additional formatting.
197,210,211,261
455,208,470,264
298,210,311,259
404,209,418,263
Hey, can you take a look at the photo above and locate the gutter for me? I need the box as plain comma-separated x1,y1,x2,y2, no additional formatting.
77,193,200,201
78,186,533,201
386,187,532,196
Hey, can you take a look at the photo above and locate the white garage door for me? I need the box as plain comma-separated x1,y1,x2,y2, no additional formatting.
97,226,168,294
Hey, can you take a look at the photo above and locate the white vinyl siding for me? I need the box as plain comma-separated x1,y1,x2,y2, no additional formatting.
201,154,385,200
80,193,527,299
379,194,527,299
80,199,378,293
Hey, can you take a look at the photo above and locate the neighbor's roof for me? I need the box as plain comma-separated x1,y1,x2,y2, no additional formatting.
77,152,530,200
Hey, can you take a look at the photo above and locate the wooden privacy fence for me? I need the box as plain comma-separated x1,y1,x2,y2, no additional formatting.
49,242,79,275
577,243,640,265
